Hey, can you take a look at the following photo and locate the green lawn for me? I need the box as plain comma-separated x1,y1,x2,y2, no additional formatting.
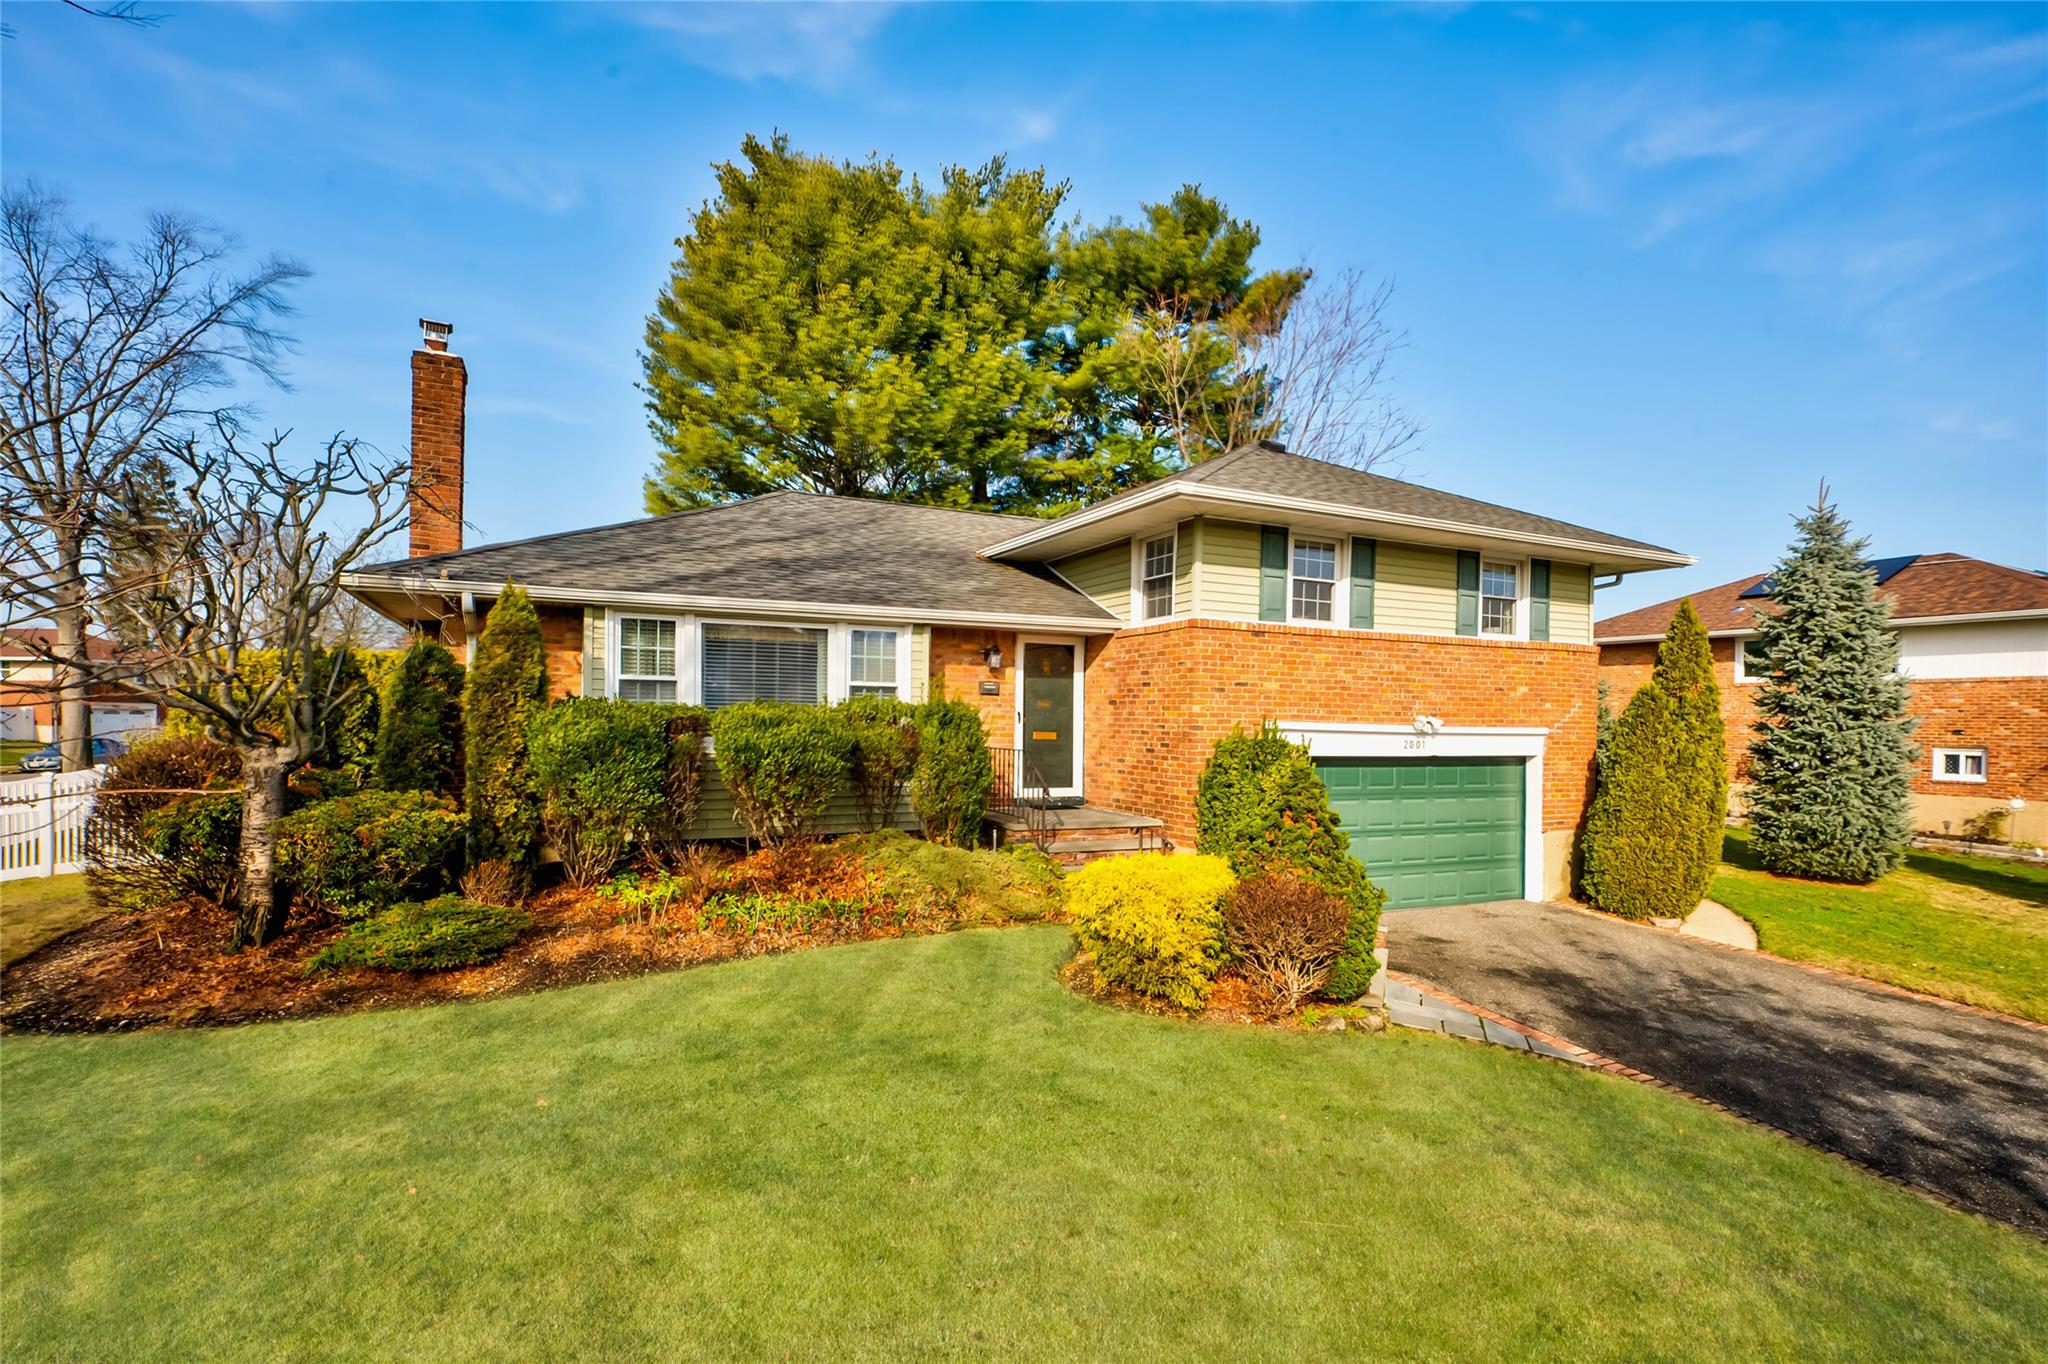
1713,829,2048,1023
4,928,2043,1360
0,739,40,769
0,873,104,968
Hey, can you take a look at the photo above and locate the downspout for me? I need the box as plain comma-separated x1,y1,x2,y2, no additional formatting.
460,591,479,659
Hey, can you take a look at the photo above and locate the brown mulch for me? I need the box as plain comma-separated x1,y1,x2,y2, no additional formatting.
1057,950,1381,1032
0,853,1023,1035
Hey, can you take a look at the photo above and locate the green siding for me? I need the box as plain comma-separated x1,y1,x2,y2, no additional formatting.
1194,519,1263,619
1053,541,1131,622
1317,757,1525,909
687,758,918,841
1547,562,1595,644
1374,542,1459,634
1173,522,1195,614
582,608,606,697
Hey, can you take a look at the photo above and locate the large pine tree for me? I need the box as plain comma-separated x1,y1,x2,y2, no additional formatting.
1745,494,1916,882
1580,600,1727,918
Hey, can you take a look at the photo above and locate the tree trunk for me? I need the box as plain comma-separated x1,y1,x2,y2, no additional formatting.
53,532,92,774
232,747,291,949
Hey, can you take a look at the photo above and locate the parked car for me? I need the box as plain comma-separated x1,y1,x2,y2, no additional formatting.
16,735,127,772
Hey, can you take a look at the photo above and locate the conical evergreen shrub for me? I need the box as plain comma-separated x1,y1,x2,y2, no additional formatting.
463,585,549,879
375,640,465,796
1580,600,1728,919
1745,494,1915,882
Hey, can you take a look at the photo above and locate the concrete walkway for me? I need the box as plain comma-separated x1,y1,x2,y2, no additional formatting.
1386,900,2048,1235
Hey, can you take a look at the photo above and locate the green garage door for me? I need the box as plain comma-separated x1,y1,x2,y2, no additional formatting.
1315,758,1525,910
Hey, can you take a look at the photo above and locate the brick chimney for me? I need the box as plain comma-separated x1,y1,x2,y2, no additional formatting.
408,318,465,558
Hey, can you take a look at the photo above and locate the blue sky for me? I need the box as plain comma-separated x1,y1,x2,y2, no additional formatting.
5,1,2043,615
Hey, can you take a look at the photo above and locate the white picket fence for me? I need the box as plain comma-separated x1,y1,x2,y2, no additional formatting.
0,767,109,881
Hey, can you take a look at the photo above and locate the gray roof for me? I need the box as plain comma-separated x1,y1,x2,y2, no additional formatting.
1082,443,1681,557
353,492,1116,623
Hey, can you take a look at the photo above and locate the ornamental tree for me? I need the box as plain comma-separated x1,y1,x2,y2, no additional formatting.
1580,600,1727,919
1744,493,1916,882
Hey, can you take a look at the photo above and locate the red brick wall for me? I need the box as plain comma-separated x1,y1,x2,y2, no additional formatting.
1082,619,1601,847
928,627,1016,740
408,348,466,559
1599,642,2048,803
452,598,583,700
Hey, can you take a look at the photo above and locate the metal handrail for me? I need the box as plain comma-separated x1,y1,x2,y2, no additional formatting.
987,745,1055,851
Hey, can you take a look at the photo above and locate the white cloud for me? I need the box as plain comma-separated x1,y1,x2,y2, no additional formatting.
614,2,901,89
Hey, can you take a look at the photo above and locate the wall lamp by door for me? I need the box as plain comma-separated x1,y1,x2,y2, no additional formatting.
981,644,1004,671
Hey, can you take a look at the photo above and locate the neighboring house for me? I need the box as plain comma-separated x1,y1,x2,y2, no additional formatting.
345,322,1691,908
1597,556,2048,845
0,629,164,744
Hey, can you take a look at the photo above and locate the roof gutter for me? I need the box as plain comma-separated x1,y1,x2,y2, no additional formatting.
978,482,1694,570
340,573,1124,635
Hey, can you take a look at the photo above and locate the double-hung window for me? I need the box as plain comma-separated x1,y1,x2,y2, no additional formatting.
1479,561,1519,637
1736,639,1770,684
615,617,679,702
702,623,827,709
1931,748,1988,784
848,628,901,698
1290,538,1338,623
1140,534,1176,620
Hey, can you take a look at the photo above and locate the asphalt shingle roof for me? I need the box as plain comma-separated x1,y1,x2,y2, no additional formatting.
354,492,1116,622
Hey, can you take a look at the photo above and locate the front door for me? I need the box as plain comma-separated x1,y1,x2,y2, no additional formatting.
1018,640,1079,798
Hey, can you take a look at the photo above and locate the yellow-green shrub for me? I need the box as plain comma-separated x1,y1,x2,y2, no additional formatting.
1067,853,1236,1009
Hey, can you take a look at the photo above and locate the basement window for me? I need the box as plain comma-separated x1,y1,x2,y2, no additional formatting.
1931,748,1988,784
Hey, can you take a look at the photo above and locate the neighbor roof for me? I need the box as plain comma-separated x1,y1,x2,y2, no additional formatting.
979,443,1691,569
1595,553,2048,642
347,492,1120,629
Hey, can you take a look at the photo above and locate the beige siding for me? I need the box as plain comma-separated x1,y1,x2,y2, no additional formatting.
1054,540,1131,621
907,624,931,702
688,759,918,841
1195,519,1263,619
1173,522,1195,614
1547,562,1594,644
1375,542,1458,634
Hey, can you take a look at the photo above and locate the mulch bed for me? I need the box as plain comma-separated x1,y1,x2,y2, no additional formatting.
1,853,1026,1035
1057,950,1382,1033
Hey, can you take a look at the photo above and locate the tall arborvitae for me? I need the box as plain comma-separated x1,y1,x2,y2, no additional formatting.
462,585,549,879
375,639,466,797
1580,600,1728,919
1745,493,1915,883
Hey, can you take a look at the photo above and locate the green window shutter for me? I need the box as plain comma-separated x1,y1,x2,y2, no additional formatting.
582,607,606,697
1529,559,1552,642
1455,550,1480,637
1258,525,1288,622
1349,537,1376,629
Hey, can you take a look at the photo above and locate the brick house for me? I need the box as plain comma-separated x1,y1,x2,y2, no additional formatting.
1597,557,2048,845
345,322,1692,908
0,629,164,744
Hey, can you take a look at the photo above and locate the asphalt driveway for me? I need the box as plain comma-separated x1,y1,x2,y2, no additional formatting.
1387,900,2048,1235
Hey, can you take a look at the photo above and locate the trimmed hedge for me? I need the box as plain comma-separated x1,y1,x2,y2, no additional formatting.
275,790,467,919
464,586,549,878
1068,852,1237,1009
304,895,530,974
375,640,465,796
910,696,992,848
710,701,854,846
1195,723,1385,1002
528,698,677,885
840,694,920,833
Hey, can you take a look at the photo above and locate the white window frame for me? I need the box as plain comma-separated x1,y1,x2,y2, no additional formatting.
1135,532,1177,622
1735,637,1770,684
607,610,912,707
1477,557,1527,641
1930,747,1988,784
610,612,687,703
1288,534,1344,626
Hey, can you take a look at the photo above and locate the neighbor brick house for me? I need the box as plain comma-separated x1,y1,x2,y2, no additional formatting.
346,322,1692,908
1598,557,2048,845
0,629,165,744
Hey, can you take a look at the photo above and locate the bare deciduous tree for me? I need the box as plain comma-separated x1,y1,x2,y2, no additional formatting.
1120,267,1423,473
0,184,305,770
83,426,410,947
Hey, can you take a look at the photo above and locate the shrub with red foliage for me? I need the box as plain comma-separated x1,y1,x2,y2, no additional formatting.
1223,873,1353,1014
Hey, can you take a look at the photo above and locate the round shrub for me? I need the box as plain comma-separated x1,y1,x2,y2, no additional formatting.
1224,873,1355,1014
710,700,855,847
464,586,549,878
87,736,245,912
840,694,919,833
275,789,467,919
1067,852,1236,1009
128,794,245,914
375,640,465,796
1195,724,1385,1001
911,696,993,848
527,697,677,885
304,895,530,974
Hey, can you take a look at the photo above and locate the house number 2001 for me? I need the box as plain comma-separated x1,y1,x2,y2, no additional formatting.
1402,737,1428,750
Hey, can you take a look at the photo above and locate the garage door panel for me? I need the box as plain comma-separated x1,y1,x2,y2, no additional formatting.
1315,756,1524,911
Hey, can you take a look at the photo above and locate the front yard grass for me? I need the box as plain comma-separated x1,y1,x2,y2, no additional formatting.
0,873,105,968
5,925,2045,1361
1713,828,2048,1023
